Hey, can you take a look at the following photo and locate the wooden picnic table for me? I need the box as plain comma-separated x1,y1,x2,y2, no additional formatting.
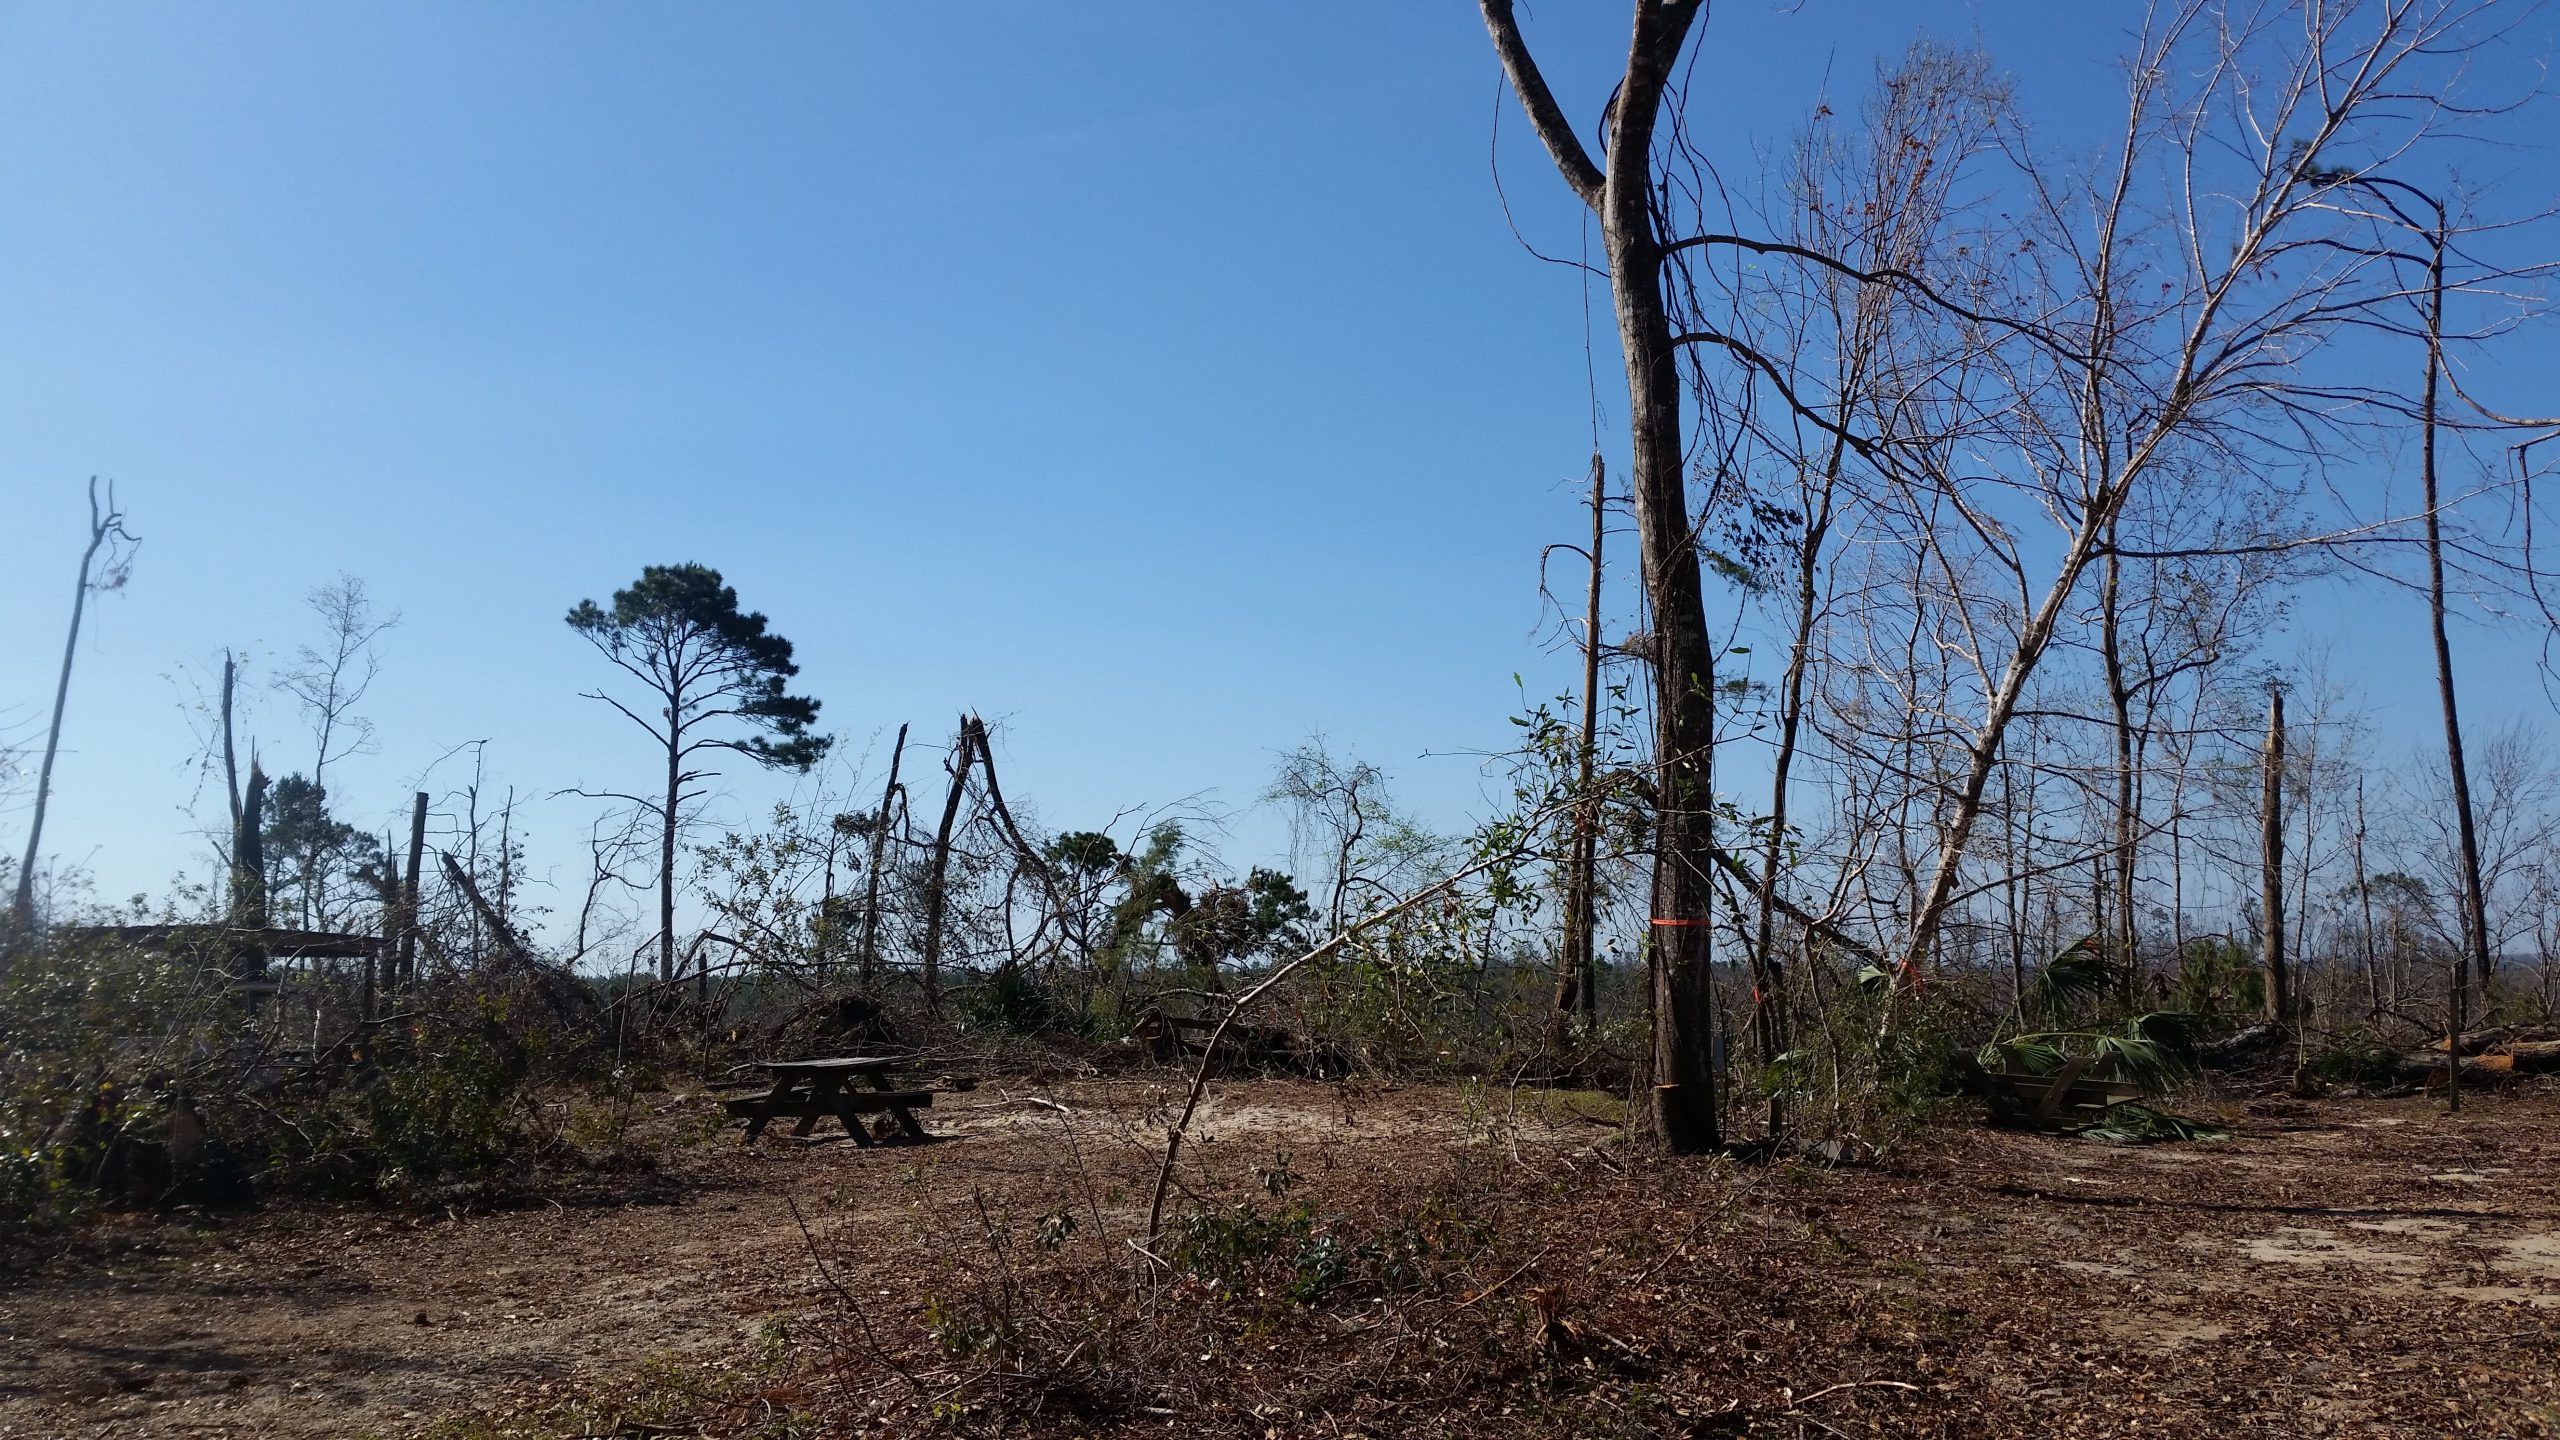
725,1055,934,1147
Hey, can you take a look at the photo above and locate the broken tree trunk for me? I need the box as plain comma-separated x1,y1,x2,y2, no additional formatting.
228,762,271,979
917,715,980,1016
857,723,908,994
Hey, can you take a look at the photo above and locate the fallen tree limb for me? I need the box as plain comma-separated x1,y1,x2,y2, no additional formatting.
1144,822,1560,1245
1705,844,1878,961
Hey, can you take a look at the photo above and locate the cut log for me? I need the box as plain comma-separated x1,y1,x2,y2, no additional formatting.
2432,1024,2560,1056
2391,1051,2519,1089
2202,1023,2287,1068
2491,1039,2560,1074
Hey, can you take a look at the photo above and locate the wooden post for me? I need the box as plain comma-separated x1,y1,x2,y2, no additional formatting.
2261,687,2289,1027
396,792,427,993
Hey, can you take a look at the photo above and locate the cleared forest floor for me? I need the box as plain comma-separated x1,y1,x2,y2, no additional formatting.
3,1076,2557,1438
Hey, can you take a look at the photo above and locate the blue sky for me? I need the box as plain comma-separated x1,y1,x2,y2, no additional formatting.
4,3,2554,933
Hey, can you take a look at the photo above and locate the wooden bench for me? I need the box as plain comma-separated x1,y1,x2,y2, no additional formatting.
1133,1011,1222,1063
1981,1056,2146,1128
728,1056,935,1147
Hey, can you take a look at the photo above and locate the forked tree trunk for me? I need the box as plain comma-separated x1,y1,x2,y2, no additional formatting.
859,723,909,993
230,762,272,979
918,716,980,1016
1484,0,1720,1153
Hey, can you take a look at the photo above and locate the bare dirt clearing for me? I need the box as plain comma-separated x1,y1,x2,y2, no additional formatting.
3,1079,2557,1437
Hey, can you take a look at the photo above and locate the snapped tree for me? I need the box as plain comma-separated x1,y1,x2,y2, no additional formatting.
9,479,139,941
568,564,830,985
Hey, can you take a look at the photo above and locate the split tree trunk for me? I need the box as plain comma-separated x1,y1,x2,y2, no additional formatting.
858,723,908,993
918,716,981,1016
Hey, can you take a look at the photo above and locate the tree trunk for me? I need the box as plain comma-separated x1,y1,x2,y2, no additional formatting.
396,791,427,997
221,650,242,838
661,728,682,987
1553,455,1606,1037
2355,777,2381,1018
1751,437,1840,1137
11,481,122,936
2101,530,2139,984
2417,218,2494,1024
2262,686,2289,1026
1482,0,1720,1154
859,723,908,993
918,716,980,1016
230,762,271,979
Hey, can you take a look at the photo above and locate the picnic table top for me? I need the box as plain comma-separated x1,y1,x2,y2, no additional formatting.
755,1055,903,1075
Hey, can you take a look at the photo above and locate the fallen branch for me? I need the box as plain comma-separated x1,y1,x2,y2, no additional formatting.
1143,821,1561,1244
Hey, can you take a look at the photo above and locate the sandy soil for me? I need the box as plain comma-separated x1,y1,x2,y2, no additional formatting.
2,1078,2556,1437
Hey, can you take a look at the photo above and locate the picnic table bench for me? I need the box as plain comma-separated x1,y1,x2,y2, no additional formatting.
1979,1055,2146,1128
724,1056,934,1146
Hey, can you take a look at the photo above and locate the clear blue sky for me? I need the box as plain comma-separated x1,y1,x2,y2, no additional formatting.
4,3,2554,931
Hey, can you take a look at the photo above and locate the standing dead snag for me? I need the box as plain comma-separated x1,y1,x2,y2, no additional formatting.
1552,454,1607,1039
1482,0,1722,1153
9,478,139,943
857,723,909,993
2260,687,2289,1027
229,761,271,979
917,715,981,1015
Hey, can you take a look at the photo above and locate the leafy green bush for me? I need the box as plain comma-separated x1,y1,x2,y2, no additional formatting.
0,934,239,1236
360,998,535,1191
960,964,1085,1038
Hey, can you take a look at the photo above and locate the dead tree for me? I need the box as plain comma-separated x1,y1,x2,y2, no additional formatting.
229,761,272,978
917,715,982,1014
858,724,909,992
2261,686,2290,1026
1551,455,1608,1036
9,478,138,938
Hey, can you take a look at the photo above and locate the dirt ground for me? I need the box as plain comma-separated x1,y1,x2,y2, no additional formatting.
3,1076,2557,1438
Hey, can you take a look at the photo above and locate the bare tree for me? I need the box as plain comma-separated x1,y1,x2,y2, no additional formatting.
9,479,139,940
272,575,398,928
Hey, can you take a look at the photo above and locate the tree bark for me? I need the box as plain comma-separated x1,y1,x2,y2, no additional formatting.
11,480,126,936
918,716,980,1015
859,724,908,993
229,762,271,979
2101,527,2140,988
1553,454,1607,1036
661,720,683,987
2262,686,2290,1026
1483,0,1720,1153
2416,216,2494,1024
397,791,427,994
220,651,241,838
